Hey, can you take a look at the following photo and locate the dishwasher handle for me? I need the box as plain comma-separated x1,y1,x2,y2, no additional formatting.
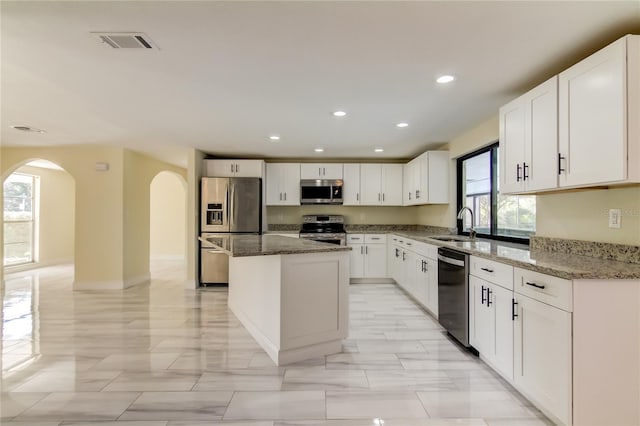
438,254,465,267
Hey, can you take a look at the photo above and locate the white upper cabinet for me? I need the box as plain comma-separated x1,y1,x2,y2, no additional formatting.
360,164,403,206
300,163,343,180
499,76,558,194
204,159,264,178
342,164,361,205
266,163,300,206
558,35,640,188
403,151,449,205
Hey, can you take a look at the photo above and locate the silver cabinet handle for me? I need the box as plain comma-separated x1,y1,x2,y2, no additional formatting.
371,237,381,240
360,246,363,254
319,167,322,176
279,193,282,201
284,192,287,201
365,246,368,255
356,192,359,201
416,190,420,199
351,237,361,240
323,167,326,175
406,242,412,246
378,193,381,201
382,193,385,202
231,164,234,173
409,192,411,200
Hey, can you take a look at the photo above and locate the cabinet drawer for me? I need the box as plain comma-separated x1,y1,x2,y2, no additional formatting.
347,234,364,244
365,234,386,244
514,268,572,312
470,256,514,291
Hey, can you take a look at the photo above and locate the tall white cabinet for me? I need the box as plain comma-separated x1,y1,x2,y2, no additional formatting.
403,151,449,205
499,77,558,194
342,164,361,205
360,164,403,206
558,35,640,187
266,163,300,206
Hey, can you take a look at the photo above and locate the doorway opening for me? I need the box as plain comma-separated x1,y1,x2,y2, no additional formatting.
3,160,75,272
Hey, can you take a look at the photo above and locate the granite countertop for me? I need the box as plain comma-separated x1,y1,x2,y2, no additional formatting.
387,230,640,280
203,234,351,257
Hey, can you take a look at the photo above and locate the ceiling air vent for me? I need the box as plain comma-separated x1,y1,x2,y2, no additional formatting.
92,32,158,50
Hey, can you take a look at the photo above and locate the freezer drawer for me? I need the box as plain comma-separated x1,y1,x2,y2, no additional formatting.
200,247,229,284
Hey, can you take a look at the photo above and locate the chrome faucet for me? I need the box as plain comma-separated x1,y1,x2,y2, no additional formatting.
457,206,476,240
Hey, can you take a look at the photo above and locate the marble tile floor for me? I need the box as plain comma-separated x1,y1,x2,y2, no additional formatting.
1,261,553,425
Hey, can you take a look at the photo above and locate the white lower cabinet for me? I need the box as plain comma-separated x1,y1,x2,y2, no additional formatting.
469,275,514,381
513,267,573,426
389,235,438,317
347,234,387,279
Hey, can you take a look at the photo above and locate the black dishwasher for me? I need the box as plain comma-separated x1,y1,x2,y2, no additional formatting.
437,247,470,347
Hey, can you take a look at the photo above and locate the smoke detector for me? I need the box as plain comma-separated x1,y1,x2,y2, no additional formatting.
92,32,159,50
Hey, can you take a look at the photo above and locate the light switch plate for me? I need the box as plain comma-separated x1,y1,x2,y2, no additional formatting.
609,209,621,228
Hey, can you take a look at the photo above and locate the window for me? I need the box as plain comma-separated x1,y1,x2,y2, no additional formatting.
4,173,38,266
457,143,535,243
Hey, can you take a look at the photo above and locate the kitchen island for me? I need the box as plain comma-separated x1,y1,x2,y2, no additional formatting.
203,234,351,365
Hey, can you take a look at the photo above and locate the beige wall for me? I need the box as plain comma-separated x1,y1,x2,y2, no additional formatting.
2,146,186,289
13,165,75,267
150,171,186,259
418,114,640,246
268,205,418,226
537,187,640,245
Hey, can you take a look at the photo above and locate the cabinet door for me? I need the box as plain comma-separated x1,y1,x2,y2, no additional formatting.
559,37,627,187
525,77,558,192
490,283,514,381
280,163,300,205
403,163,414,205
265,163,283,205
300,163,343,179
349,244,365,278
234,160,264,178
499,97,526,194
343,164,361,205
360,164,382,205
469,275,492,353
322,163,343,180
364,244,387,278
410,159,421,204
380,164,403,205
514,294,572,425
204,160,236,177
412,254,428,307
424,151,449,204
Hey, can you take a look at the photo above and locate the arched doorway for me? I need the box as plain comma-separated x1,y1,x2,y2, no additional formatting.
149,171,187,280
3,159,75,273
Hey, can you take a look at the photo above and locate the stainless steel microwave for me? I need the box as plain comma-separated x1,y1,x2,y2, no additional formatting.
300,179,343,204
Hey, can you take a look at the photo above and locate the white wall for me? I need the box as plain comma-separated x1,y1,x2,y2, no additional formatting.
150,171,186,259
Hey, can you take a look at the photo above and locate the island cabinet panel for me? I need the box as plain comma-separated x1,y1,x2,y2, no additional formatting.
572,279,640,426
228,251,349,366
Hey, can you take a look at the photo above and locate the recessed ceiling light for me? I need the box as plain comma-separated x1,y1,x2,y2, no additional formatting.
374,148,384,153
10,125,46,133
333,111,347,117
314,148,324,153
269,135,280,141
396,122,409,128
436,75,455,84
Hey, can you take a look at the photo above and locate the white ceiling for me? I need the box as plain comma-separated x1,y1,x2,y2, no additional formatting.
2,1,639,167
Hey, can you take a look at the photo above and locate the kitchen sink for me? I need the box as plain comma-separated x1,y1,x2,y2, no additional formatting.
429,235,476,242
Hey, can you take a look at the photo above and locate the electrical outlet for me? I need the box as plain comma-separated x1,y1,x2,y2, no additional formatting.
609,209,621,228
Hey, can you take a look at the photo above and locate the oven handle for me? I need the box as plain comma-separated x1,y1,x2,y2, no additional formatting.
438,255,465,267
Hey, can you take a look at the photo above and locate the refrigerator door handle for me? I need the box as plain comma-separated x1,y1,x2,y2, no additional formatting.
230,183,235,230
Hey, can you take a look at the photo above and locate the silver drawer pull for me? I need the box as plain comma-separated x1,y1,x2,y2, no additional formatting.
525,281,546,290
480,267,494,273
371,237,381,240
406,242,412,246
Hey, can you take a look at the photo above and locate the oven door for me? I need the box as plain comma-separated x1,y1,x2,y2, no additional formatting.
300,234,346,246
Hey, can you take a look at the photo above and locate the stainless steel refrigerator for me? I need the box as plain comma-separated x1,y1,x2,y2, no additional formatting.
200,177,262,285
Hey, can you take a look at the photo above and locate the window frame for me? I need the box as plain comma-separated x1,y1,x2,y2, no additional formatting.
456,142,532,245
3,172,38,266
